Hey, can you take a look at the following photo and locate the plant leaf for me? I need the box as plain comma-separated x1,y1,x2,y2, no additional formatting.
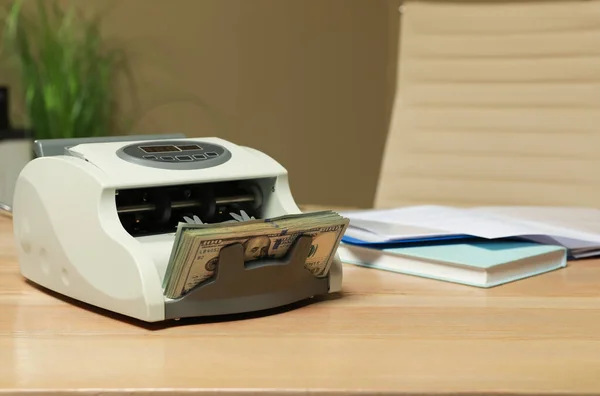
0,0,134,139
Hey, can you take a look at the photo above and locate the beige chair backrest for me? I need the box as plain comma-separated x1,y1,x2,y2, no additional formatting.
374,0,600,209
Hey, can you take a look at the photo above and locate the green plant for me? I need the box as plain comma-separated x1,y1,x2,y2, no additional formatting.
1,0,129,139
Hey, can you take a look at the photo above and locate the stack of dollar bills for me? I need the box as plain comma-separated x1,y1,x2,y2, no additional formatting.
162,210,350,299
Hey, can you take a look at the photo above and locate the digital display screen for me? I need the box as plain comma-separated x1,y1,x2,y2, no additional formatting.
177,144,202,151
140,145,181,153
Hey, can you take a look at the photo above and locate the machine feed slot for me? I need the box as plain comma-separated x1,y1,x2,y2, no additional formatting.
164,235,330,319
115,179,269,237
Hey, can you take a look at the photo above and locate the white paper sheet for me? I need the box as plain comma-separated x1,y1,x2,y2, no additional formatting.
341,205,600,246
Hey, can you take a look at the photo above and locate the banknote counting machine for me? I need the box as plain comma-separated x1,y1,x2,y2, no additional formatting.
11,135,343,322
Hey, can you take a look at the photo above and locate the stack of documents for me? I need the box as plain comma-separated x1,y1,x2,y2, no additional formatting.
336,205,600,287
340,205,600,259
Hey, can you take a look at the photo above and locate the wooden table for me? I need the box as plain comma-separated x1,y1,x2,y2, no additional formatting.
2,213,600,395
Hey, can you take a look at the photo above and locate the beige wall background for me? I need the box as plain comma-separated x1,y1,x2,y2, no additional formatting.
1,0,402,209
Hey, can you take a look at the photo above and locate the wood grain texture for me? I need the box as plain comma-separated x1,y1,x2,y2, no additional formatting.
1,215,600,395
376,0,600,208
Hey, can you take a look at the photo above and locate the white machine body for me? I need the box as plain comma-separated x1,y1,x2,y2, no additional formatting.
11,136,342,322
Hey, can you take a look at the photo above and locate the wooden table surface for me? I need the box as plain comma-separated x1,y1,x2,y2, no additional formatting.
2,213,600,395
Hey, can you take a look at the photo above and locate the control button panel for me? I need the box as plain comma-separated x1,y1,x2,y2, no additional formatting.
117,140,232,170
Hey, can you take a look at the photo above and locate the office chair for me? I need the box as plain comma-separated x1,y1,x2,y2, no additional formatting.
374,0,600,209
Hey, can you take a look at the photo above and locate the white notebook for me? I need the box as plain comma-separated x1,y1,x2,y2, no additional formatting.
338,239,567,288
